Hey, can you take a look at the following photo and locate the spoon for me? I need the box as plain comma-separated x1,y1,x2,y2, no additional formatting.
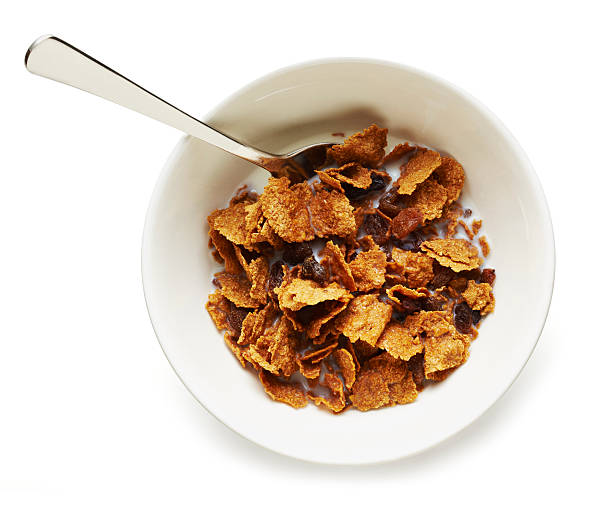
25,35,333,182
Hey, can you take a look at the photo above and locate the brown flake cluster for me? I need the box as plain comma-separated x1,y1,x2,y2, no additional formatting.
204,124,496,413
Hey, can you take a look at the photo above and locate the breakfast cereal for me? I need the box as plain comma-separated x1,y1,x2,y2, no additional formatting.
204,124,496,413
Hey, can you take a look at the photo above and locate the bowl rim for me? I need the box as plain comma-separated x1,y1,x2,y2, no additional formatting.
141,57,556,465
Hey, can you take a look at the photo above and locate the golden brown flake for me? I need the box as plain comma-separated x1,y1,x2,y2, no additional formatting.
471,219,482,235
300,342,338,364
420,238,482,272
276,277,351,311
211,198,257,248
206,289,232,331
309,187,356,238
382,142,416,164
334,294,393,345
386,285,427,308
328,124,388,167
208,217,243,275
237,303,276,346
297,359,322,379
241,201,286,249
259,219,285,249
349,370,390,411
214,272,262,308
377,321,423,361
397,148,442,195
316,171,342,192
362,351,409,384
423,329,469,379
332,348,356,389
402,311,469,378
462,280,495,314
434,156,465,205
268,326,300,377
479,235,490,257
260,177,314,243
308,373,346,413
247,345,279,373
322,162,372,189
349,246,387,291
320,241,356,291
248,316,299,377
389,372,418,404
353,339,379,363
245,256,269,304
403,178,448,221
305,299,350,339
259,371,308,408
390,248,435,288
404,310,453,337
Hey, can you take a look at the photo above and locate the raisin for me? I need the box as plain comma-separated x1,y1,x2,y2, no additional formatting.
407,352,425,389
471,309,482,325
448,277,468,293
461,268,482,282
400,297,422,314
421,296,446,311
227,303,249,334
454,302,473,334
363,212,390,245
369,172,388,191
301,256,327,284
378,187,403,218
282,242,313,265
268,261,285,298
481,268,496,285
378,199,402,218
463,208,472,218
343,182,367,200
390,207,423,239
430,261,456,289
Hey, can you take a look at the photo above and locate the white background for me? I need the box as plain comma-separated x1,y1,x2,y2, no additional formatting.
1,1,610,511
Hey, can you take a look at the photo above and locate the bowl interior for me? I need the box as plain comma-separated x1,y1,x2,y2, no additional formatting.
142,60,554,464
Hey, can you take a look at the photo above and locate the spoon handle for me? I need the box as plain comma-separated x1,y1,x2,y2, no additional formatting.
25,35,276,162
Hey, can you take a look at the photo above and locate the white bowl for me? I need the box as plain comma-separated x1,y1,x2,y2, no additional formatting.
142,59,555,465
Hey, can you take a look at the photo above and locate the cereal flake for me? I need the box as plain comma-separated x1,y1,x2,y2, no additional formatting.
349,370,390,411
462,280,495,314
309,187,356,238
434,156,465,205
214,272,262,308
420,238,482,272
328,124,388,167
377,321,423,361
349,246,387,291
403,178,448,221
259,371,308,408
260,177,314,242
334,294,393,345
390,248,435,287
397,148,442,195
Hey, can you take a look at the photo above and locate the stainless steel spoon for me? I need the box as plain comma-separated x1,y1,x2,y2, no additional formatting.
25,35,332,182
